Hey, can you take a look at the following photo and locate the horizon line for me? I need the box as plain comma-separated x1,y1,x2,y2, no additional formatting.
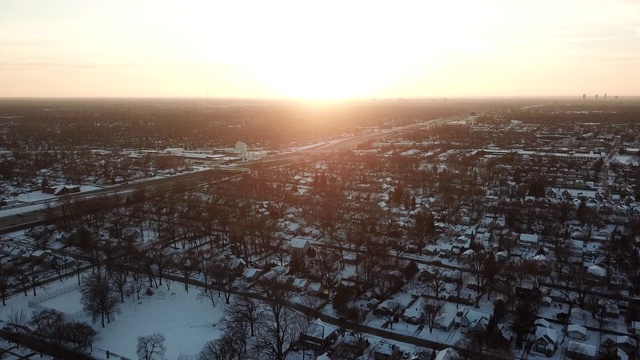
1,95,639,101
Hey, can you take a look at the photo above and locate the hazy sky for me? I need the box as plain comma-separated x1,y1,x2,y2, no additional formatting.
1,0,639,99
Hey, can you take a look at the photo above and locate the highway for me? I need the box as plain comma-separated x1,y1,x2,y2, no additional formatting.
0,168,237,233
0,115,464,234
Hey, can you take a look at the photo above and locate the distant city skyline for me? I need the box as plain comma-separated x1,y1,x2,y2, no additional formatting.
1,0,639,99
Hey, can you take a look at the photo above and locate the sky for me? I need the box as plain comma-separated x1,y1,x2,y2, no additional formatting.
1,0,639,99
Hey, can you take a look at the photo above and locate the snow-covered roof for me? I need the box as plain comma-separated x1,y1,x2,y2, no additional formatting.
403,299,425,320
292,278,309,290
308,282,323,293
242,268,261,279
567,324,587,336
374,341,396,356
568,341,596,357
461,308,490,330
461,249,475,257
290,238,309,249
587,265,606,277
534,318,551,328
519,233,539,243
617,335,638,348
435,347,458,360
535,326,558,344
532,254,549,262
304,319,338,340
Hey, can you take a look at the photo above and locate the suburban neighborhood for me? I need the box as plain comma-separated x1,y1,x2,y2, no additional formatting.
0,98,639,360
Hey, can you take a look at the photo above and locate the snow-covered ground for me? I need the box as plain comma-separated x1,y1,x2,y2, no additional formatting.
0,185,106,218
94,283,225,360
0,339,57,359
1,275,226,360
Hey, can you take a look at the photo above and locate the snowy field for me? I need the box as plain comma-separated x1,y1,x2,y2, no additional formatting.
94,283,226,360
39,287,84,314
2,275,226,360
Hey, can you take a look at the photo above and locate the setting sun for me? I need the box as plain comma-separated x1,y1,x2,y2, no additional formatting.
1,0,639,98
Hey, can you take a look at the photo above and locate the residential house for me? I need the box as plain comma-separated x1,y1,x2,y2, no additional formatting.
333,333,369,359
434,348,458,360
566,324,588,341
452,236,471,255
495,323,513,347
534,326,558,356
242,268,263,281
30,250,52,261
435,311,456,332
402,298,425,325
374,298,401,316
534,318,551,329
42,185,81,196
567,341,596,360
519,233,539,247
373,341,401,360
229,258,246,277
300,318,339,352
307,282,325,297
292,278,310,292
616,335,637,358
290,238,311,255
460,308,491,334
586,265,606,279
343,252,358,265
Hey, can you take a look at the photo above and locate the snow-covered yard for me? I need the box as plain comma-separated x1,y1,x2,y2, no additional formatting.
1,275,226,360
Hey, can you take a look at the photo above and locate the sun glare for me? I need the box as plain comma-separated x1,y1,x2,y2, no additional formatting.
228,1,487,100
255,59,388,100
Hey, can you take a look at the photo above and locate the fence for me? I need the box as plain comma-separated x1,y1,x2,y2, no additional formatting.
27,283,80,305
27,282,84,322
177,353,199,360
92,347,130,360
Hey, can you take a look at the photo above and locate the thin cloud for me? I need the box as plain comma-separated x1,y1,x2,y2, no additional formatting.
0,62,163,68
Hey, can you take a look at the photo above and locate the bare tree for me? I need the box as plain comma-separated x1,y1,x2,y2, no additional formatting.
224,295,263,337
200,317,250,360
378,300,402,330
199,335,242,360
310,248,341,291
137,333,166,360
80,270,120,327
176,253,199,293
559,265,594,308
9,262,26,296
424,299,445,333
5,309,30,348
30,309,67,356
110,269,129,303
209,260,237,305
65,321,98,353
130,271,146,301
409,210,435,255
423,267,448,299
255,279,301,360
0,262,15,305
149,245,173,287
